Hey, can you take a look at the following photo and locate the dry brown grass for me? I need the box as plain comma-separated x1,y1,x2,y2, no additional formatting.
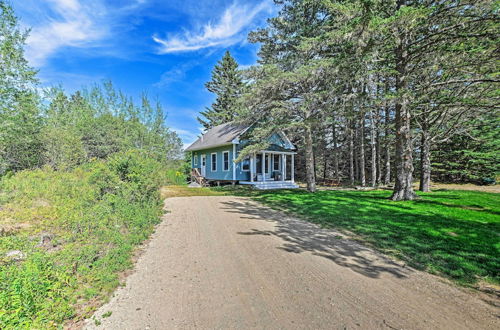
426,183,499,193
160,185,227,199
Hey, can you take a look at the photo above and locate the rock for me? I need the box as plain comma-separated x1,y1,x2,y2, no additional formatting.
38,232,54,246
6,250,26,261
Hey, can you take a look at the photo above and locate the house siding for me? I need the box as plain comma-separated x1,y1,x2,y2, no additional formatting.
193,145,236,181
190,132,295,182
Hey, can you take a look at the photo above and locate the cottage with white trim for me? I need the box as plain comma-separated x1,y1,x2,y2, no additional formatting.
185,123,298,190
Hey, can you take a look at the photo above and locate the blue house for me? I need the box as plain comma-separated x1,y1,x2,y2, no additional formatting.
185,123,298,189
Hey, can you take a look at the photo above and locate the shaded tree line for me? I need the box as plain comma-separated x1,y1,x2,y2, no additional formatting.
225,0,499,200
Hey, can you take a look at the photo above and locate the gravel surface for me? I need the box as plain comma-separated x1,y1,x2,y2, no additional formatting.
86,196,499,329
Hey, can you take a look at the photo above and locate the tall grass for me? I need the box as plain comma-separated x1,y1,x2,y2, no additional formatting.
165,169,187,185
0,151,168,328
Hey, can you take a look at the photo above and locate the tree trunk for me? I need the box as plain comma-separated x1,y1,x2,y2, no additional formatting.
376,124,382,184
391,10,417,201
369,109,377,187
384,104,391,185
349,120,355,185
323,150,328,183
332,123,340,183
354,122,359,181
419,126,431,192
359,115,366,187
304,125,316,192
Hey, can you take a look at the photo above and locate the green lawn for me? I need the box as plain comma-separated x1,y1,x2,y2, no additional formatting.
225,188,499,286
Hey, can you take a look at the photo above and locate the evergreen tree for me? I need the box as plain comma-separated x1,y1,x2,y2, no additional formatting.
0,1,40,174
197,51,244,129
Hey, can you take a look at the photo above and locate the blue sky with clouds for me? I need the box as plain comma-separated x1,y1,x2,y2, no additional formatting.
12,0,274,147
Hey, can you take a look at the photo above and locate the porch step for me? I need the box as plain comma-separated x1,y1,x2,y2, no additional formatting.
252,182,299,190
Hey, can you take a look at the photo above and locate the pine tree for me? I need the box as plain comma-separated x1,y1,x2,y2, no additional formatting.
197,51,244,130
0,1,40,174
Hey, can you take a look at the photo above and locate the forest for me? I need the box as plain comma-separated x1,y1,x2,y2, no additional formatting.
198,0,499,200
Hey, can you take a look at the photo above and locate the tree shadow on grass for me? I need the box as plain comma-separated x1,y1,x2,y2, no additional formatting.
220,199,410,280
224,189,500,285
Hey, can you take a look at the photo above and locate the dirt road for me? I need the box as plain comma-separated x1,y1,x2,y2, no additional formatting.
86,196,498,329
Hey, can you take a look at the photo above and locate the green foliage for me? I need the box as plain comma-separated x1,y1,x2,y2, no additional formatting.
241,0,499,195
41,85,183,169
0,0,37,107
0,153,167,328
165,169,187,185
0,92,43,173
432,110,500,183
0,1,40,174
41,127,86,170
242,189,500,285
197,50,245,129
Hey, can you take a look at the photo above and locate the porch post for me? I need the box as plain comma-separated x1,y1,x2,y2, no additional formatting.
284,154,287,181
281,154,285,181
261,151,265,181
291,154,295,183
232,144,236,181
250,153,254,182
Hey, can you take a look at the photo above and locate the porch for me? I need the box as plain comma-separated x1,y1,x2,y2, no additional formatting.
239,151,298,190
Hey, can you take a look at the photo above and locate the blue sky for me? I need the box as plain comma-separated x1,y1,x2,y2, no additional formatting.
12,0,275,148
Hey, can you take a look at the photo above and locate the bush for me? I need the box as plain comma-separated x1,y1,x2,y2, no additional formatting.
0,152,167,328
165,169,187,185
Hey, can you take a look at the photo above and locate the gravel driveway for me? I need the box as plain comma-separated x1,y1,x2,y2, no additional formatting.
86,196,498,329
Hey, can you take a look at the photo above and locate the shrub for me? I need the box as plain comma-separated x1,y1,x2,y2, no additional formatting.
0,152,166,328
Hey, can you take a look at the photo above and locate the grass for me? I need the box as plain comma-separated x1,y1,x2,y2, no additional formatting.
235,188,499,286
0,151,167,328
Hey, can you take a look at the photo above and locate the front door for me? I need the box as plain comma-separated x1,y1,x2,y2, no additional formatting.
201,154,206,177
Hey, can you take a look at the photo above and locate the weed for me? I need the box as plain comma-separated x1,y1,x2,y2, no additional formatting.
0,151,168,328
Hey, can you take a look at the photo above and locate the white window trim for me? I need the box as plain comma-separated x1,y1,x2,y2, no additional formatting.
193,152,198,166
242,156,250,172
211,152,217,172
222,151,230,171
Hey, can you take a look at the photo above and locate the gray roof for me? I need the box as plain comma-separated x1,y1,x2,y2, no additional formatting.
185,123,249,151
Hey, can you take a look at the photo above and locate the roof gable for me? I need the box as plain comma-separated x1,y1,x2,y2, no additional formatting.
185,122,295,152
185,123,248,151
267,132,295,150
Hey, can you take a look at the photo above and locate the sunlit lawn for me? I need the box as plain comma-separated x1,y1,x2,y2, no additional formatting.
238,188,499,286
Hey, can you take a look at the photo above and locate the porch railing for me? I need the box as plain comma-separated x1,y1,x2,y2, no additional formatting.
191,168,207,186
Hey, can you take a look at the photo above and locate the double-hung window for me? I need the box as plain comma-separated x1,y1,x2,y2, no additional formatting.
211,153,217,171
193,152,198,166
223,151,230,171
242,157,250,171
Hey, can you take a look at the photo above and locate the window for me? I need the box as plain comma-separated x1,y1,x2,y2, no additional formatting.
242,157,250,171
273,154,280,171
223,151,230,171
211,153,217,171
193,152,198,166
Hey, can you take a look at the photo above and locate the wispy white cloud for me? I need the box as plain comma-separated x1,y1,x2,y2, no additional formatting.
154,61,197,88
24,0,108,66
153,1,272,53
22,0,150,67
